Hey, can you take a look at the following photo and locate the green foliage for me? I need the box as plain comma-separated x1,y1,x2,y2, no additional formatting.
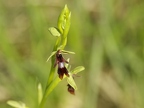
48,27,61,37
1,0,144,108
6,4,85,108
7,101,29,108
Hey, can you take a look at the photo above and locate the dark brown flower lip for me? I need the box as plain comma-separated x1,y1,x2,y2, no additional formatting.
67,84,75,95
58,67,69,80
55,50,69,80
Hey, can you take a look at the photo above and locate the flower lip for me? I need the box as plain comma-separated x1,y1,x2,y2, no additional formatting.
55,50,69,80
67,84,75,95
58,67,69,80
59,62,65,68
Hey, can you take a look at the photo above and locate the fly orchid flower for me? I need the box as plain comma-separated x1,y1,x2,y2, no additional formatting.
65,62,85,95
54,50,69,80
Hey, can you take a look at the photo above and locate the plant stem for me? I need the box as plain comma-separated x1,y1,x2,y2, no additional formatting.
39,92,47,108
39,77,61,108
47,65,55,85
47,37,61,85
39,37,61,108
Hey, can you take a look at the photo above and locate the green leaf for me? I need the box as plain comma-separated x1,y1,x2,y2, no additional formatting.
71,66,85,74
7,100,28,108
7,101,21,108
67,73,77,90
61,50,75,54
49,27,61,37
38,83,43,104
46,51,57,62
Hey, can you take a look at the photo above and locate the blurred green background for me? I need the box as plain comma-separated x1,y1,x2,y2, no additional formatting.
0,0,144,108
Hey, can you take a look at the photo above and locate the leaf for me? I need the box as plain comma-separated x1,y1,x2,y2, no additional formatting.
7,100,28,108
61,50,75,54
7,101,22,108
49,27,61,37
46,51,57,62
71,66,85,74
67,74,77,90
38,83,43,104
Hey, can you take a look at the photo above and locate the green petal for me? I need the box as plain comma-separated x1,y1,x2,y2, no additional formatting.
46,51,57,62
65,58,70,68
71,66,85,74
67,65,71,72
61,50,75,54
49,27,61,37
67,73,77,90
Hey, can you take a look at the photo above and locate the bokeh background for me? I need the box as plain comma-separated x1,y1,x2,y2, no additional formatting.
0,0,144,108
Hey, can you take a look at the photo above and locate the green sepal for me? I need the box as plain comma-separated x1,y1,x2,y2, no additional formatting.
46,51,57,62
7,100,28,108
71,66,85,74
67,73,78,90
49,27,61,37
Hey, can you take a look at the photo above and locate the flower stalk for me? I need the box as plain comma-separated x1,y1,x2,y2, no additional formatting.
39,5,72,108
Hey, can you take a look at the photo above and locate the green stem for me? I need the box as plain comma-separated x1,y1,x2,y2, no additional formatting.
45,77,61,97
47,37,60,85
39,37,61,108
39,91,47,108
39,77,61,108
47,63,55,85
